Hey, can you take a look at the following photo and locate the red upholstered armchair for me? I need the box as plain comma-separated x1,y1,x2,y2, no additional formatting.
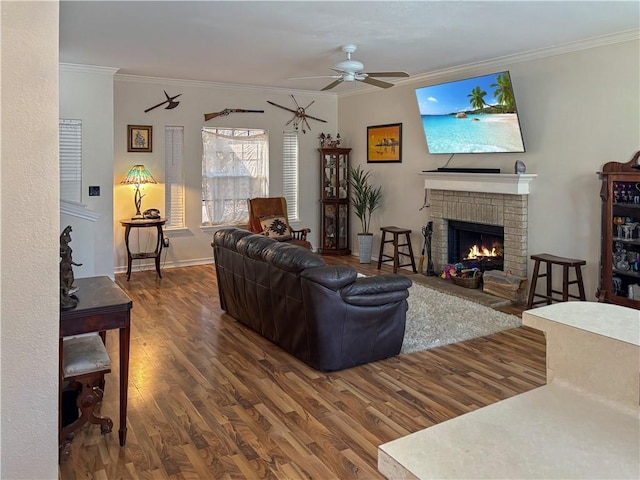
247,197,312,250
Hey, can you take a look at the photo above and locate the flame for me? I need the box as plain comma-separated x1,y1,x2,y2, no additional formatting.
467,244,498,259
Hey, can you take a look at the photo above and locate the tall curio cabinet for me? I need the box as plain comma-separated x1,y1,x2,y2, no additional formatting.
319,148,351,255
597,151,640,309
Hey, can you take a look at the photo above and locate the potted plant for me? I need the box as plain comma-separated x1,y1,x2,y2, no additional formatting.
349,165,383,263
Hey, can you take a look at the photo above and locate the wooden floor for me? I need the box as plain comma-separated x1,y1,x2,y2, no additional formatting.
59,256,546,479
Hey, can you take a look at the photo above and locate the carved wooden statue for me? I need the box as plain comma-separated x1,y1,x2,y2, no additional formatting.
60,225,82,310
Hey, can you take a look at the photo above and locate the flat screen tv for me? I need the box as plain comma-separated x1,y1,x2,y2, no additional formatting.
415,71,525,154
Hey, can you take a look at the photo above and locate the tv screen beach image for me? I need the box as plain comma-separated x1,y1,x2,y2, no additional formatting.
415,72,525,154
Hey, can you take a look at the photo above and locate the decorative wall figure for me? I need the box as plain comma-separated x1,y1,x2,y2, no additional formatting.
60,225,82,310
267,95,327,133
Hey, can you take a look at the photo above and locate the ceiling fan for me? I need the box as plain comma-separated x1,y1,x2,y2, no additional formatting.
296,44,409,91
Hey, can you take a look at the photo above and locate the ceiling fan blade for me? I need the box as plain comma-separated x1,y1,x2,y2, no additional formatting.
360,77,394,89
289,75,341,80
364,71,410,78
321,78,344,91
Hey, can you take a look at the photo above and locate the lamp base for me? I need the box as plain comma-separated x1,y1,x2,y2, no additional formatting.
131,214,144,220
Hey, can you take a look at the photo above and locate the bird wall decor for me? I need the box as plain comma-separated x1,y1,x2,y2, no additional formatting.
267,95,327,134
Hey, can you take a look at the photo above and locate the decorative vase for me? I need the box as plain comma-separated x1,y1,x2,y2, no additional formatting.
358,233,374,264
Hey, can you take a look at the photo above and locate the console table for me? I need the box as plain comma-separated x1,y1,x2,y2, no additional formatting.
59,276,133,446
120,218,166,280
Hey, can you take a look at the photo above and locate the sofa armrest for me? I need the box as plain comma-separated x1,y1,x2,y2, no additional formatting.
340,275,412,306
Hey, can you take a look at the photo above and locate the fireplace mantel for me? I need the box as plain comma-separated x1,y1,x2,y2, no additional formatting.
420,172,537,195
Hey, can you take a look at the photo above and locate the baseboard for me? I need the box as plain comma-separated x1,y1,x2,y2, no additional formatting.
114,257,213,275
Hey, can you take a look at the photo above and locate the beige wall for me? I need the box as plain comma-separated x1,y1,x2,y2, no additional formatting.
60,65,117,278
112,77,337,270
338,38,640,301
1,1,60,477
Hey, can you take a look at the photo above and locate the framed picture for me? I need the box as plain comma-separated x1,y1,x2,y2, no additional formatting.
367,123,402,163
127,125,152,152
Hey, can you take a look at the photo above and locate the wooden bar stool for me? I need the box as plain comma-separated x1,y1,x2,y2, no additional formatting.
377,226,417,274
59,334,113,454
527,253,587,309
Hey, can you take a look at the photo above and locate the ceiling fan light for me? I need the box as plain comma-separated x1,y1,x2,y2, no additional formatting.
343,72,356,82
334,59,364,72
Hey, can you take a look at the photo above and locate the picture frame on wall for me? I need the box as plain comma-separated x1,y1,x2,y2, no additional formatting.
367,123,402,163
127,125,153,153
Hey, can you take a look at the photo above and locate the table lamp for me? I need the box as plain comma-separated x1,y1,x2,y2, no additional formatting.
120,164,157,219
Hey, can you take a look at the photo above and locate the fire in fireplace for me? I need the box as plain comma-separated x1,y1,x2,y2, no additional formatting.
448,220,504,272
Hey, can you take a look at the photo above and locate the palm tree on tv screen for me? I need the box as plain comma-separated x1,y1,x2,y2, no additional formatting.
491,73,515,112
467,86,487,112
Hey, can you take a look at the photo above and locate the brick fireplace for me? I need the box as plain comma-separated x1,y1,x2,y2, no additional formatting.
422,172,536,279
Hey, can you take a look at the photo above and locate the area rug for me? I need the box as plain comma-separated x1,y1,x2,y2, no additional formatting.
401,282,522,353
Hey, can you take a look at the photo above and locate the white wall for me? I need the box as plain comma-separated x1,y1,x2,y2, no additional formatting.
60,65,117,278
339,38,640,301
0,1,60,477
113,77,337,271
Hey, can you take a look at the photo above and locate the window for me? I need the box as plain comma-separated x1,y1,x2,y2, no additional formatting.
202,127,268,225
59,119,82,202
165,126,185,229
282,131,299,222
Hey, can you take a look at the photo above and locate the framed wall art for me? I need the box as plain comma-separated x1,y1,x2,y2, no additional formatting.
367,123,402,163
127,125,153,153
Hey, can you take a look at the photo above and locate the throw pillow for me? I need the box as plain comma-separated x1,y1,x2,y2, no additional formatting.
259,215,292,241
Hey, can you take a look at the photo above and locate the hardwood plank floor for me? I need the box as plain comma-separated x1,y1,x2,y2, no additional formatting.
59,257,545,479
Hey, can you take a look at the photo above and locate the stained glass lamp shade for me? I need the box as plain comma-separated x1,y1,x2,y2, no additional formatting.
120,164,157,219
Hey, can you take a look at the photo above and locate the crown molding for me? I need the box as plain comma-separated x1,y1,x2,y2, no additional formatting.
59,63,119,76
339,29,640,98
114,73,337,98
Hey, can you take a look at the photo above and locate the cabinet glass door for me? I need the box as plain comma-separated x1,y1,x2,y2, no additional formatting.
338,204,348,248
611,180,640,299
323,204,337,249
323,154,338,199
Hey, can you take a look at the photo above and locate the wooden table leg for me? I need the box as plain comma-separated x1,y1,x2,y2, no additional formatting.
58,339,63,453
124,225,133,281
155,224,163,278
118,325,131,446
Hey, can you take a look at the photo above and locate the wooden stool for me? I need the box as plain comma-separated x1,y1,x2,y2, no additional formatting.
377,226,417,274
59,334,113,454
527,253,587,308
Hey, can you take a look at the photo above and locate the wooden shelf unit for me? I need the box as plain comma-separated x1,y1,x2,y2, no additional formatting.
319,148,351,255
597,151,640,309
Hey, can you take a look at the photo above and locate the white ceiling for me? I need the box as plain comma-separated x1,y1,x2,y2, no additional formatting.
60,1,640,92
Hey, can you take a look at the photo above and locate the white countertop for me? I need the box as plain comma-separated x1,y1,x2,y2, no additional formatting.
379,384,640,479
524,301,640,346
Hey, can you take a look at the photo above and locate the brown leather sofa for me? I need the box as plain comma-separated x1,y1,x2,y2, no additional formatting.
213,227,412,371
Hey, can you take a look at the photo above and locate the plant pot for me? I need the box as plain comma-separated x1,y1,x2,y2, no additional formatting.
357,233,374,264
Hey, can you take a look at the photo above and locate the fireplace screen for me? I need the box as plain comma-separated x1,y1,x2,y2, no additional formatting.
448,220,504,272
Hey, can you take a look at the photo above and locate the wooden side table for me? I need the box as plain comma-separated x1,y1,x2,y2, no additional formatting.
120,218,166,280
59,276,133,447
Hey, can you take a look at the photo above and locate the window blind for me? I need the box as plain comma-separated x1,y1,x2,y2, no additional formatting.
59,119,82,202
283,131,299,222
165,126,185,228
